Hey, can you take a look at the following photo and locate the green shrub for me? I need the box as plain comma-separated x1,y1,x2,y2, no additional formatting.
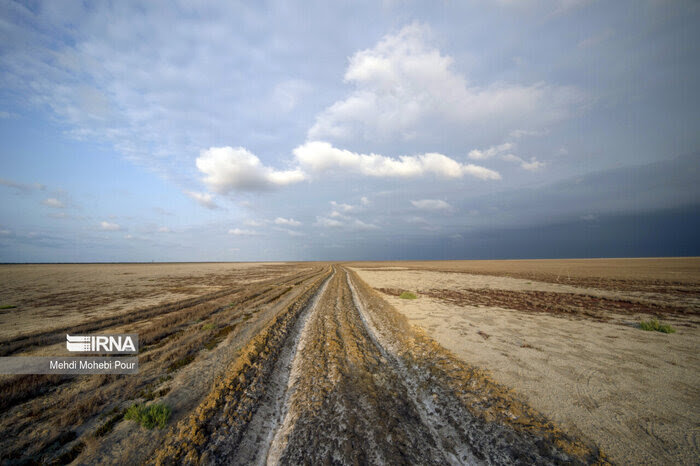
0,304,17,310
399,291,417,300
639,319,675,334
124,403,171,429
201,322,216,331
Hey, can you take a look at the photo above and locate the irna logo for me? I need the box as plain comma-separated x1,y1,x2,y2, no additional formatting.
66,334,138,354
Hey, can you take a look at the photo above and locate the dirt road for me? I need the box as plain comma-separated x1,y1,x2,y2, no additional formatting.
154,266,604,465
1,263,607,464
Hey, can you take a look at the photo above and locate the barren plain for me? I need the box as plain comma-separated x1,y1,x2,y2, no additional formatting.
0,259,697,465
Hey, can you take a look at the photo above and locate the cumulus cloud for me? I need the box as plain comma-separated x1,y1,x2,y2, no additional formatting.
468,143,514,160
411,199,453,211
228,228,259,236
509,128,548,139
308,23,580,143
315,217,343,228
501,154,545,171
244,219,264,227
274,227,304,237
330,201,357,213
315,215,378,230
185,190,218,209
352,219,379,230
293,141,500,180
196,147,306,193
42,198,65,208
190,139,499,199
100,221,120,231
274,217,302,227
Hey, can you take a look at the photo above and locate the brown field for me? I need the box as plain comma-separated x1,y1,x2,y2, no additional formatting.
0,258,697,464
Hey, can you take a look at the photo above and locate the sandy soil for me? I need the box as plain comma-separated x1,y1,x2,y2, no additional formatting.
352,259,700,465
0,263,324,464
154,266,601,465
352,257,700,283
0,262,295,340
2,259,696,464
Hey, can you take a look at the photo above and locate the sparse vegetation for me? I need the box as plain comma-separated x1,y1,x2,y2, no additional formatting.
202,322,216,331
94,409,125,437
0,304,17,309
124,403,171,429
399,291,418,299
204,324,234,350
640,319,676,333
167,354,196,373
138,386,171,401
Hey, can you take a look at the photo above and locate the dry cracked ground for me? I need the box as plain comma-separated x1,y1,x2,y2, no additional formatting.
0,259,697,464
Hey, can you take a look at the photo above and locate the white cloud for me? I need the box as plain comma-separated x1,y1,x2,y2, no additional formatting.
244,219,264,227
360,196,370,206
521,159,546,171
293,141,500,180
228,228,259,236
411,199,453,211
308,23,580,143
157,226,171,233
509,128,548,139
352,219,379,230
468,143,515,160
42,198,65,208
197,146,306,193
315,217,343,228
501,154,545,171
315,216,378,230
0,229,11,235
185,190,218,209
330,201,356,213
274,227,304,237
274,217,302,227
100,221,120,231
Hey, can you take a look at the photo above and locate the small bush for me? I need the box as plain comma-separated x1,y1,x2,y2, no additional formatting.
0,304,16,309
640,319,675,334
399,291,417,300
124,403,171,429
201,322,216,331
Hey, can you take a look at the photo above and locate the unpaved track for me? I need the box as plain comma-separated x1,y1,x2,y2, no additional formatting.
154,265,605,465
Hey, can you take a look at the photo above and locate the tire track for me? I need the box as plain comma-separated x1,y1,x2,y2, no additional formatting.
153,265,605,465
347,271,478,465
228,271,333,465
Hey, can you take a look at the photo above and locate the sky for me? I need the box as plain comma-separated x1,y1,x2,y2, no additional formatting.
0,0,699,262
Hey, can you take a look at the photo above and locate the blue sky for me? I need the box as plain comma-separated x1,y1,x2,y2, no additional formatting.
1,0,698,262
